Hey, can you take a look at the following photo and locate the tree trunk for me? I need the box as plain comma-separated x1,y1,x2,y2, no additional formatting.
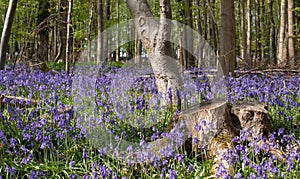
209,0,218,53
240,0,247,65
254,0,261,66
268,0,276,64
36,0,50,62
97,0,103,64
115,0,120,62
126,0,183,107
196,0,204,68
246,0,252,67
88,0,94,62
277,0,287,67
288,0,295,66
196,0,202,36
219,0,236,76
65,0,73,72
0,0,18,70
184,0,194,68
203,0,208,40
260,0,266,63
105,0,111,61
56,0,68,62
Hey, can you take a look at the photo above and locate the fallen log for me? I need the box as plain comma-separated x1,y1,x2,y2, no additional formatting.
0,95,38,107
0,95,72,114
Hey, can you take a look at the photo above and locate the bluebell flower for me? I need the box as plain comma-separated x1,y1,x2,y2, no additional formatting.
175,153,184,162
195,123,201,132
82,148,89,159
4,165,15,176
168,169,176,179
215,163,227,178
187,165,194,172
234,172,243,179
9,138,17,148
192,137,199,144
69,174,77,179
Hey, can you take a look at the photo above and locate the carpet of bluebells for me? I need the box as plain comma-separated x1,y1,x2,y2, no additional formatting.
0,64,299,179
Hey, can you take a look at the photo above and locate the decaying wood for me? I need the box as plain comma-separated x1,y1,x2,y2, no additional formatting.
180,99,238,176
230,102,286,161
180,99,239,150
0,95,38,107
145,99,239,175
0,95,72,114
230,101,271,139
157,100,282,177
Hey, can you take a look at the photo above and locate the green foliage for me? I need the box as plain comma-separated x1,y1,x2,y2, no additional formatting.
108,61,124,68
46,61,66,71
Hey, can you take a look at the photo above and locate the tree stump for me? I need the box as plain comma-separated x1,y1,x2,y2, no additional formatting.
174,100,273,177
180,99,239,150
230,101,285,161
179,99,238,176
230,101,271,139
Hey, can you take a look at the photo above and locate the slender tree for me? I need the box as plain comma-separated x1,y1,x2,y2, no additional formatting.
246,0,252,67
115,0,119,62
254,0,261,65
277,0,287,67
208,0,218,52
184,0,194,67
36,0,50,62
240,0,247,63
97,0,103,64
196,0,202,36
65,0,73,72
288,0,295,66
0,0,18,70
268,0,276,64
56,0,68,62
105,0,111,61
87,0,94,62
219,0,236,76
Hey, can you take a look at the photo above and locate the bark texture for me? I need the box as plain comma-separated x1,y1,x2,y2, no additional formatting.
126,0,183,106
219,0,236,76
288,0,295,66
97,0,104,64
0,0,18,70
240,0,247,64
36,0,50,62
277,0,287,66
246,0,252,67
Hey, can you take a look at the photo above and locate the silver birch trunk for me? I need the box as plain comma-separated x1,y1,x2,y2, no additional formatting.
0,0,18,70
246,0,252,67
115,0,120,62
65,0,73,72
88,0,94,62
